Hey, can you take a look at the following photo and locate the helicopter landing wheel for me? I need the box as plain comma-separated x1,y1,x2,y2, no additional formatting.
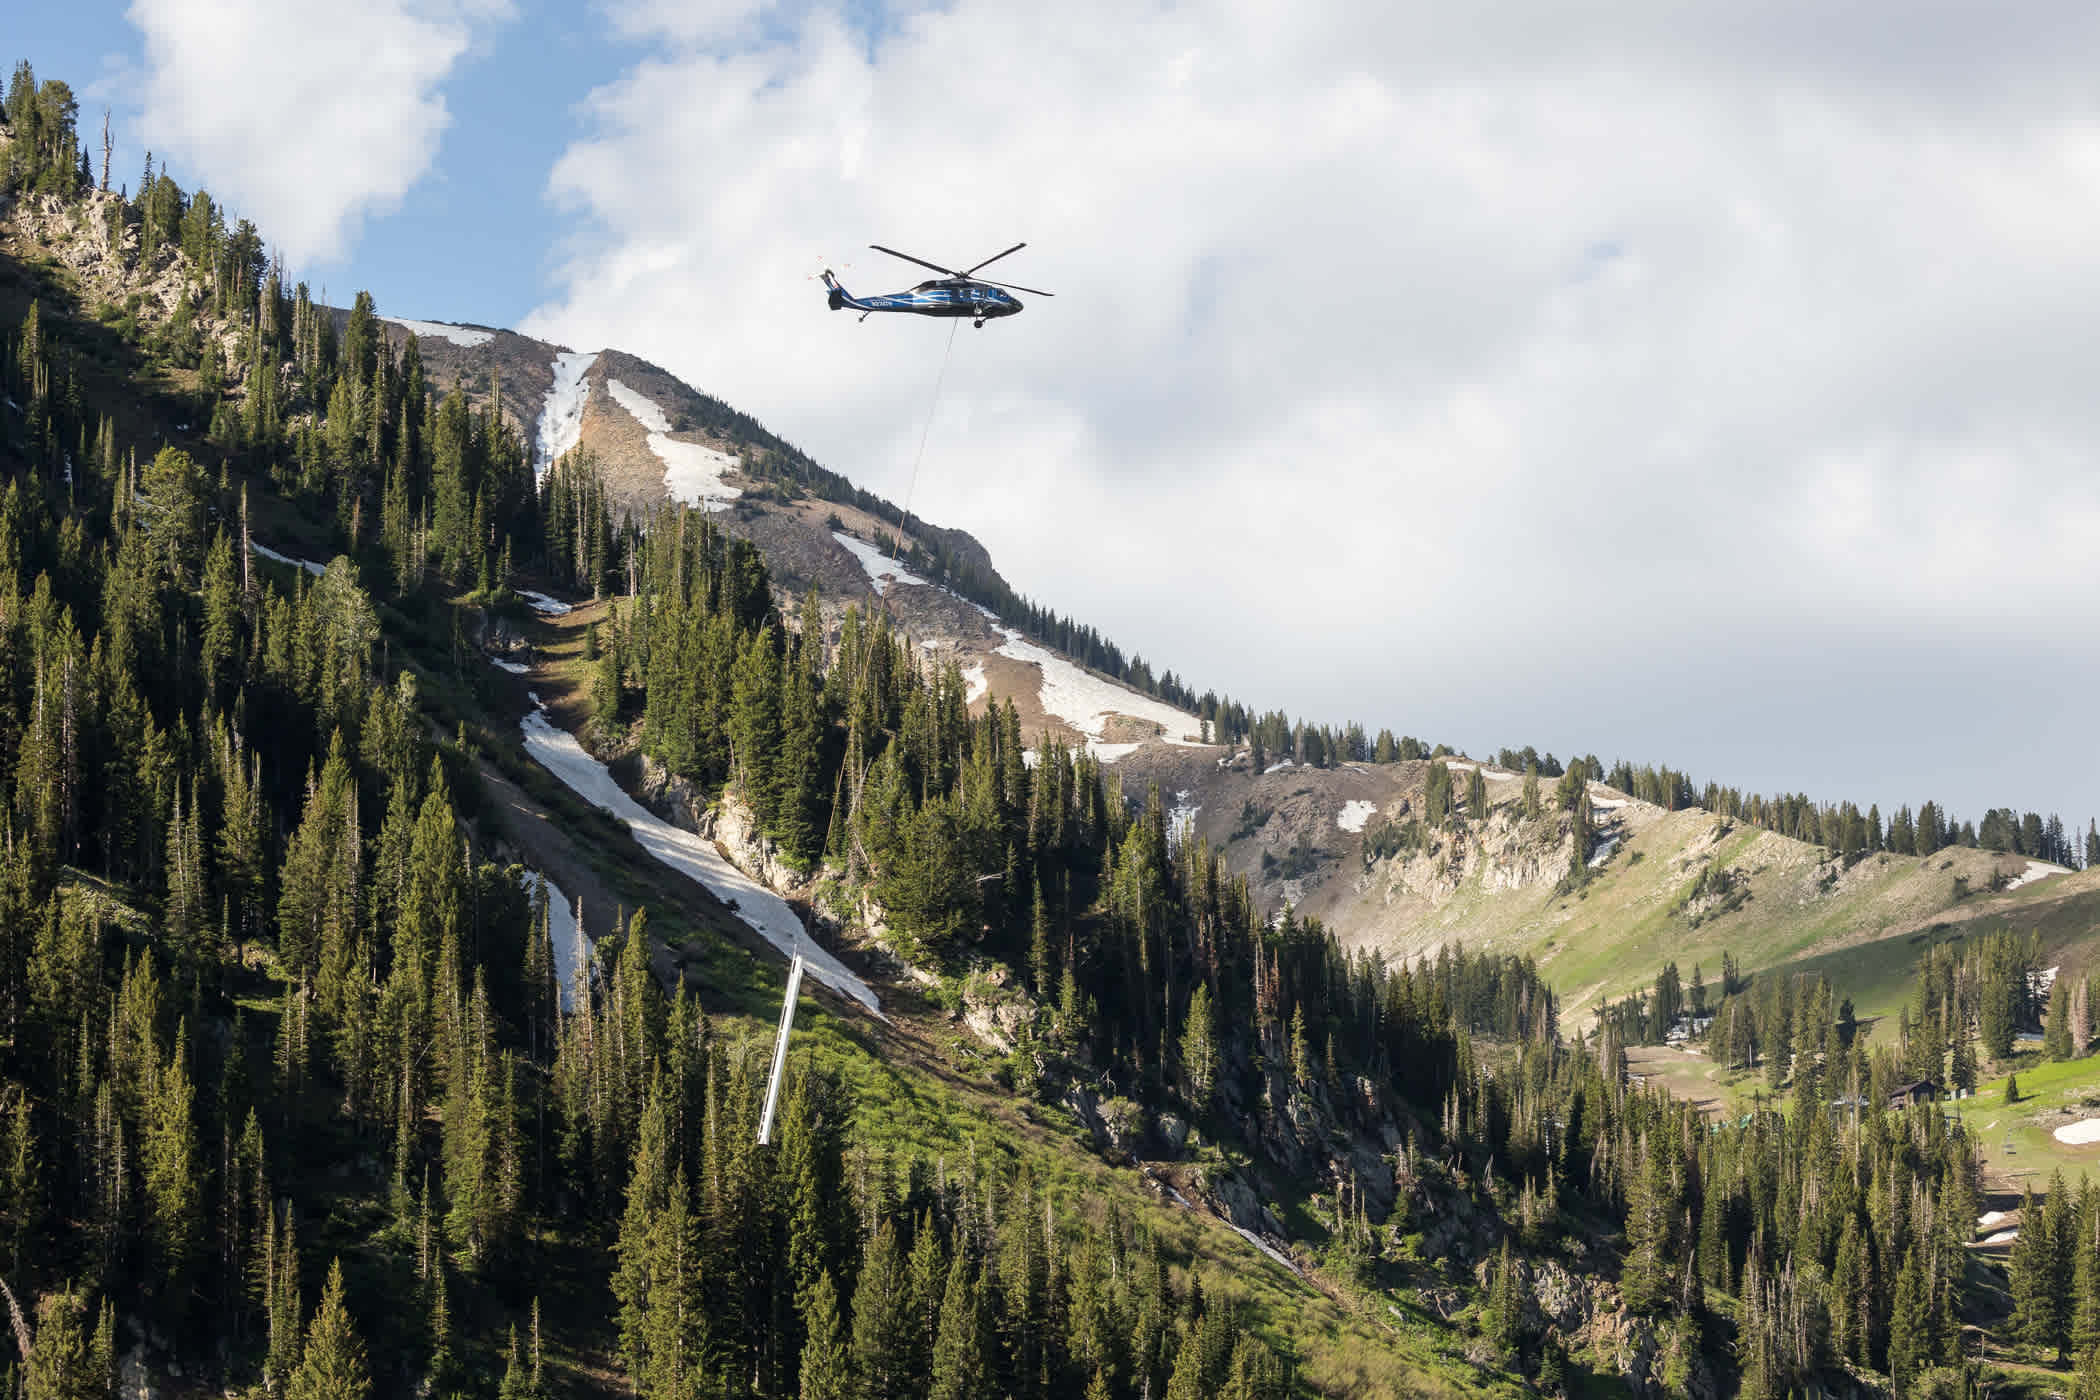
973,319,985,328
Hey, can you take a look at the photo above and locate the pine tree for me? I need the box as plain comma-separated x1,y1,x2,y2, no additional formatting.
849,1220,912,1400
2009,1184,2061,1358
1486,1239,1523,1350
24,1289,96,1400
905,1213,946,1380
143,1023,200,1287
2048,975,2075,1060
929,1247,989,1400
427,1262,462,1398
498,1324,531,1400
200,528,240,697
1288,1004,1310,1088
799,1268,852,1400
1619,1134,1676,1315
289,1259,371,1400
1887,1247,1925,1399
1179,982,1217,1109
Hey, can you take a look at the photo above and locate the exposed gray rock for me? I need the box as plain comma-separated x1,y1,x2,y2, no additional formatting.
1156,1112,1189,1155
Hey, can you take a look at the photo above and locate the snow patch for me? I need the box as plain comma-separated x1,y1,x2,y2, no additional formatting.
1168,791,1201,851
1264,759,1295,773
994,627,1203,756
1982,1229,2020,1245
1091,743,1142,765
1336,800,1376,833
250,542,325,576
388,317,494,349
490,657,530,675
2053,1118,2100,1145
606,378,741,511
518,590,572,617
2007,860,2069,892
962,662,988,705
1978,1210,2008,1227
519,701,878,1014
1230,1224,1303,1277
1155,1177,1300,1277
831,530,927,595
1588,835,1620,868
521,871,593,1012
534,350,597,476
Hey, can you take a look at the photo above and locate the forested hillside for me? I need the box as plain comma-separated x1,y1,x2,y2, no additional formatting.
7,54,2100,1400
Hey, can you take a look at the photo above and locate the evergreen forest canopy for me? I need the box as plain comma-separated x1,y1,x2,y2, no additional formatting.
5,53,2100,1400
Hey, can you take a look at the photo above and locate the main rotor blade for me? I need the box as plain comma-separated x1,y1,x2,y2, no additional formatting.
869,244,959,278
980,279,1054,297
961,242,1027,277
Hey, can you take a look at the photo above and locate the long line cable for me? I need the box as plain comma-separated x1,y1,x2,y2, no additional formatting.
895,316,962,565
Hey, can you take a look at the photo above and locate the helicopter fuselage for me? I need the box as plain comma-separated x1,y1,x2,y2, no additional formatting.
823,270,1022,326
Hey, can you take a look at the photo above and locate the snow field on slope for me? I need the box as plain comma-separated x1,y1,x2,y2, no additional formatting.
518,590,572,616
250,541,325,576
519,703,878,1013
994,628,1202,755
962,663,988,705
830,530,928,596
490,657,530,675
2007,859,2069,891
1336,800,1376,833
535,351,597,477
605,379,741,511
521,871,593,1012
388,318,494,348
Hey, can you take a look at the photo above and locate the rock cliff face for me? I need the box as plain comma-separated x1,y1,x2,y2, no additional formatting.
1366,808,1579,906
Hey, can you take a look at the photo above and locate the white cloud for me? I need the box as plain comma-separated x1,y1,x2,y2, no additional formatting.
526,1,2100,816
127,0,513,265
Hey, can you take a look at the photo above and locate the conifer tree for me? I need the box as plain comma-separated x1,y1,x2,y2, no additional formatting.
24,1289,96,1400
143,1023,199,1288
2048,975,2075,1060
798,1267,852,1400
905,1213,946,1381
289,1259,371,1400
1179,982,1217,1109
929,1247,989,1400
849,1220,912,1400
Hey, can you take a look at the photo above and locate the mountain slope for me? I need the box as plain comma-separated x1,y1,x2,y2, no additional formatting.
373,306,2100,1039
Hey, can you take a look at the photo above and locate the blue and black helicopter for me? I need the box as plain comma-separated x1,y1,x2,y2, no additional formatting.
823,242,1052,327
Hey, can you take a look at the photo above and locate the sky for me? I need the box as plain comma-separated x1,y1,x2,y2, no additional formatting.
16,2,2100,827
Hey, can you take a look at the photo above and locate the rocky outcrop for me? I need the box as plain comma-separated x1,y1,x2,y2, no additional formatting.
1466,1252,1717,1400
1369,808,1578,907
959,965,1034,1053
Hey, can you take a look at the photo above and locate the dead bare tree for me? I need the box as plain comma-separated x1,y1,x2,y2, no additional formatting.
0,1274,32,1364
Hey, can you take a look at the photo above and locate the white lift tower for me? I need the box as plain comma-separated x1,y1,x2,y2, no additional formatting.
756,953,806,1145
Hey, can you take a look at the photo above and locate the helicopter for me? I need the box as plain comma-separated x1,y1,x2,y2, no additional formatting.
823,242,1052,327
